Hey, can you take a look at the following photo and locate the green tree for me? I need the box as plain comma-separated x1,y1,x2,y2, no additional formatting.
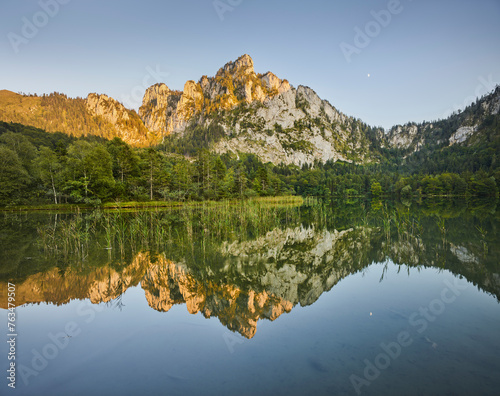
107,137,139,182
0,131,37,176
172,160,194,201
234,163,248,197
213,155,227,199
196,149,214,199
34,146,64,204
371,181,382,196
66,141,115,202
0,145,30,204
221,167,235,198
143,148,163,200
253,166,270,195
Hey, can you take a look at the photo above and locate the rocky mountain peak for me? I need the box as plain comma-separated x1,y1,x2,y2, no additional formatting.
219,53,255,77
139,54,295,136
182,80,202,98
142,83,171,109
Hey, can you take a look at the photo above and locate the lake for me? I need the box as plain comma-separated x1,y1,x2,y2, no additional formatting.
1,198,499,395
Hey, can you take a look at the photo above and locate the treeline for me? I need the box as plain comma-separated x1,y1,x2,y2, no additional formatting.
0,122,292,205
282,160,499,198
0,121,498,206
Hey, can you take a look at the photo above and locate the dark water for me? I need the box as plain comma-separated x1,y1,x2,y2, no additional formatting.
1,198,499,396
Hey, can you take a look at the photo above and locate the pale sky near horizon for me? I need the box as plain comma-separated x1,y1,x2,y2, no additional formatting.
1,0,499,129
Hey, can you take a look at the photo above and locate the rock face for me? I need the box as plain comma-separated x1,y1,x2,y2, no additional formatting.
0,90,153,147
387,86,500,151
138,83,182,134
449,126,476,145
388,124,421,149
139,54,383,166
85,93,152,146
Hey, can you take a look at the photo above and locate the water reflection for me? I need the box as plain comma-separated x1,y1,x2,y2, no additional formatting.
1,198,499,339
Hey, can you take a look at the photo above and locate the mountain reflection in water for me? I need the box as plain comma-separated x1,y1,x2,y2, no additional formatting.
1,198,499,339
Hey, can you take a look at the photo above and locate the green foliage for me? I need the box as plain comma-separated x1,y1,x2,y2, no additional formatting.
65,141,115,202
106,137,140,183
401,185,412,198
371,182,382,196
295,95,310,113
160,122,226,156
34,146,64,204
0,116,498,207
0,145,30,203
282,140,314,153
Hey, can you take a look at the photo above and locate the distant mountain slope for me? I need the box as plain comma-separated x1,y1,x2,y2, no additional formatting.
386,86,500,152
0,90,153,146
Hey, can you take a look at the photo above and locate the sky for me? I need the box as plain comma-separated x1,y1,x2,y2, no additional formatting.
1,0,499,129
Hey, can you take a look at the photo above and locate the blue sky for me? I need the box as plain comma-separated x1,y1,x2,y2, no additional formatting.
1,0,499,129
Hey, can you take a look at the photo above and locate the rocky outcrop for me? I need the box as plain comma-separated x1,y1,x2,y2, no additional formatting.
0,91,153,146
260,71,291,95
85,93,152,146
387,85,500,151
138,54,382,166
1,58,498,164
387,124,421,149
86,93,129,124
138,83,182,134
139,54,292,135
449,126,476,145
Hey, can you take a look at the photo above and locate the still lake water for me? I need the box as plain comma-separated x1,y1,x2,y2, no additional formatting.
1,198,499,396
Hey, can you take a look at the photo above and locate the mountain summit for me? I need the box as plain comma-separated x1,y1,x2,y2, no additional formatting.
139,54,381,165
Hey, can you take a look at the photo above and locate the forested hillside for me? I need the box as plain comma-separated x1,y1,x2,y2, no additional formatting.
0,121,498,207
0,90,151,146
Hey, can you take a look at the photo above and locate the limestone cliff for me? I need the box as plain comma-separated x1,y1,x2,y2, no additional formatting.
386,86,500,152
3,56,497,165
139,54,384,166
85,93,153,146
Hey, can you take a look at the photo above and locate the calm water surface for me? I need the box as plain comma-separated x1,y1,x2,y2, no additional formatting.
1,199,499,395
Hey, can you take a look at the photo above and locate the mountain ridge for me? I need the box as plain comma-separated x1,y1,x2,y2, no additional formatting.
1,54,498,166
